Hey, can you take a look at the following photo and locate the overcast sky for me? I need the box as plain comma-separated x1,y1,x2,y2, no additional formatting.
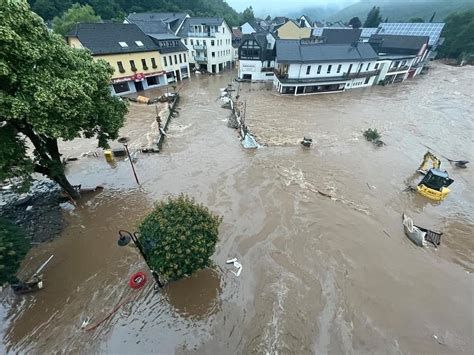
226,0,358,15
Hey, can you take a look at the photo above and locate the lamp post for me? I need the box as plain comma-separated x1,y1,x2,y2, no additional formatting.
118,137,140,185
117,230,163,289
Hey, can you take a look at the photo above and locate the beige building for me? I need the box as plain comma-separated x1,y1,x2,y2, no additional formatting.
67,23,168,95
275,20,311,40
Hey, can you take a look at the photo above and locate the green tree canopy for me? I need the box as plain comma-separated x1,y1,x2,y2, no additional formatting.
408,17,425,23
1,0,127,198
138,195,222,283
52,3,101,36
348,16,362,28
0,218,30,285
364,6,382,27
439,10,474,59
241,6,255,24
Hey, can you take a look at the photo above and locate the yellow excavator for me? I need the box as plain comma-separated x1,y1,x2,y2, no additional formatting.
416,151,454,201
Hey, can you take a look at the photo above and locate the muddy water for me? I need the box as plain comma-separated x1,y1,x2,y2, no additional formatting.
1,62,473,354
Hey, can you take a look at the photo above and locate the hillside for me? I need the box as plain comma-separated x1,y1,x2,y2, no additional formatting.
329,0,474,23
28,0,241,26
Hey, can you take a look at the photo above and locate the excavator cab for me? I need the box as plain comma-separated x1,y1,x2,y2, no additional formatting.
417,168,454,201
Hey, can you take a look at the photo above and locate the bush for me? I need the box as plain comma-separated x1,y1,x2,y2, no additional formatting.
138,195,222,283
0,218,30,285
363,128,381,142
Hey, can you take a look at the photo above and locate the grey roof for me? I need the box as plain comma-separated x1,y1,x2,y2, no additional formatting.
177,17,225,37
67,23,157,55
377,22,444,46
321,28,362,44
360,27,378,38
126,12,188,34
128,19,172,36
369,34,429,55
276,40,378,63
248,21,265,33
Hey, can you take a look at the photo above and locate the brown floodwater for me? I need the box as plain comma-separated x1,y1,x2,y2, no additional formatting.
1,62,473,354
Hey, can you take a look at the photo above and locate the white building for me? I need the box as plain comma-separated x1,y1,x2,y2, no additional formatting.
178,17,233,73
273,40,380,95
238,32,276,81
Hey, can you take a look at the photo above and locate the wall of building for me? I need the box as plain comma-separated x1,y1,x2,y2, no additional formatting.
287,60,378,79
276,21,311,39
160,51,190,82
238,60,275,81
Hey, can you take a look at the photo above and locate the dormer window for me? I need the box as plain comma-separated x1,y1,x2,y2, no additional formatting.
119,42,128,47
135,41,144,47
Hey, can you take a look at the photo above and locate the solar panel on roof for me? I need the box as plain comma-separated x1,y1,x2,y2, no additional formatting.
378,23,444,46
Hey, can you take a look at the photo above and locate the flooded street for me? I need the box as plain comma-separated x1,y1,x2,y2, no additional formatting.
1,62,473,354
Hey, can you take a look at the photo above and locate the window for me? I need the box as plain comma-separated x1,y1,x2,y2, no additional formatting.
394,61,400,68
190,39,194,45
366,63,370,71
306,65,311,75
364,76,370,84
164,57,167,66
151,57,157,68
184,39,187,45
147,76,158,86
129,60,137,72
179,54,182,63
174,55,177,64
117,61,125,73
135,41,144,47
317,65,321,74
374,63,379,70
118,42,128,48
113,82,130,94
337,64,341,73
211,40,215,46
184,54,187,63
348,64,353,73
357,63,362,72
169,56,173,65
240,39,260,60
141,58,148,70
327,65,332,74
212,52,215,58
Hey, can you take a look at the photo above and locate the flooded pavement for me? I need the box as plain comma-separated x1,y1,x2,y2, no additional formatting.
1,62,473,354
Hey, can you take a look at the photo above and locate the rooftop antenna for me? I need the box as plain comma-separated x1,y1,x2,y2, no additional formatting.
429,12,436,23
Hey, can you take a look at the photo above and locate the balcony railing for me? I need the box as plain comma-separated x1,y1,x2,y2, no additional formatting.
188,32,216,38
193,44,207,50
261,67,274,72
274,69,380,84
388,65,410,73
194,56,208,63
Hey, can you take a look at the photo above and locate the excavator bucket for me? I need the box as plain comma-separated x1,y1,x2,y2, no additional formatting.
417,151,441,174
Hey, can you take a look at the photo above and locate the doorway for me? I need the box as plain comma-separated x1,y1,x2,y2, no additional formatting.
212,64,216,73
134,81,144,92
175,69,181,81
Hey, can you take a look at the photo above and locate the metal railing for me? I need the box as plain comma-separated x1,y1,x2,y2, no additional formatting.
193,44,207,50
194,56,208,62
274,69,380,83
388,65,410,72
188,32,216,38
261,67,274,72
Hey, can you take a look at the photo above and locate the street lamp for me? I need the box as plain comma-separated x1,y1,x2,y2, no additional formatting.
118,137,140,185
117,230,163,289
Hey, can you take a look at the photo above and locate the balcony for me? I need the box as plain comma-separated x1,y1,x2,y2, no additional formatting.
188,32,216,38
193,44,207,50
261,67,274,72
274,69,380,84
194,56,208,63
388,65,410,73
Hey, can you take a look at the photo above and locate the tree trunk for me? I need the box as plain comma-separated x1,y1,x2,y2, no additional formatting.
53,172,81,200
11,120,81,200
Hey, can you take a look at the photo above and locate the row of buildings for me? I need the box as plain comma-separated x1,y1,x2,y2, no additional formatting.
237,20,444,95
65,12,444,97
66,12,232,96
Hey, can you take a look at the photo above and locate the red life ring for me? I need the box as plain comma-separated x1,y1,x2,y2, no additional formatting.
129,272,147,289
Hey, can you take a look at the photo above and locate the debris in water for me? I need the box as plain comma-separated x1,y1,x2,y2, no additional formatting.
301,136,313,147
402,214,442,247
363,128,385,147
226,258,242,277
81,317,91,329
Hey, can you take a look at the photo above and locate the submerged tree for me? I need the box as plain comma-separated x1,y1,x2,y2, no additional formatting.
138,195,222,283
0,0,127,199
364,6,383,27
52,3,101,36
